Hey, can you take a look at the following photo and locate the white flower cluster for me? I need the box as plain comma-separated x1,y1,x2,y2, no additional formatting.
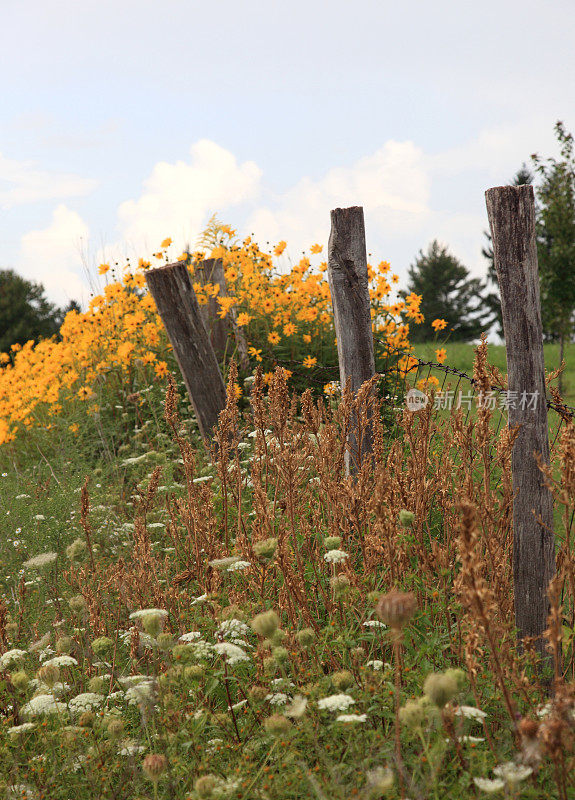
22,552,57,569
69,692,104,714
42,655,78,668
212,642,250,666
265,692,289,706
178,631,202,642
217,619,251,639
226,560,251,573
0,648,27,670
317,694,356,712
454,705,487,721
336,714,367,723
21,694,67,718
323,549,349,565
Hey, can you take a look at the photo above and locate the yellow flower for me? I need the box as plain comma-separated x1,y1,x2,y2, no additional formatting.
310,243,323,254
69,423,79,434
303,334,311,344
283,323,296,337
303,356,317,369
268,332,281,345
98,263,111,275
236,313,252,326
248,347,263,362
432,318,447,332
161,237,172,248
435,348,447,364
274,241,287,256
154,361,169,378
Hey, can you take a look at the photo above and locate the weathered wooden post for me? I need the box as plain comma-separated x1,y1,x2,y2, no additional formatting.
485,185,555,658
145,260,227,444
194,258,249,369
327,206,376,474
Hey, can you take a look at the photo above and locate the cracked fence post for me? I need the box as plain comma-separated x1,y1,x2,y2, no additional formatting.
328,206,376,475
145,260,227,445
485,185,555,660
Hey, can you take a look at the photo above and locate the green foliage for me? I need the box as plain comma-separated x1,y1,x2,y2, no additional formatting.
532,121,575,349
0,269,77,354
402,241,493,342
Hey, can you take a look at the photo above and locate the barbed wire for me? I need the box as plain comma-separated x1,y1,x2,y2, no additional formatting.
372,337,575,420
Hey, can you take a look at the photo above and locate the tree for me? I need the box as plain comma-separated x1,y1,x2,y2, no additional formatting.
0,270,70,355
531,122,575,387
402,240,494,342
482,164,533,338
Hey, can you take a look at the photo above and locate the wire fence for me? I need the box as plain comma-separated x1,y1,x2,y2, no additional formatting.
273,335,574,459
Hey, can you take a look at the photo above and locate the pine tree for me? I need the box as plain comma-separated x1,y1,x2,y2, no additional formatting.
402,240,494,342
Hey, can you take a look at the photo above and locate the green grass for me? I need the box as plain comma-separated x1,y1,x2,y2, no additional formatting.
412,341,575,406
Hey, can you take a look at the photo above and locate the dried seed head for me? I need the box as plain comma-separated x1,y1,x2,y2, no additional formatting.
251,610,279,638
399,509,415,528
142,753,168,783
331,670,354,691
376,590,417,629
264,714,292,736
295,628,316,647
423,672,458,708
37,663,59,687
195,775,218,798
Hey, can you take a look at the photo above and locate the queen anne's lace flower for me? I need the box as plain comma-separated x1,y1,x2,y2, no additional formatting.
178,631,201,642
336,714,367,723
23,552,57,569
454,705,487,721
226,560,251,572
317,694,355,712
0,648,27,669
217,619,251,638
323,549,349,565
7,722,36,736
212,642,250,665
473,777,505,793
493,763,533,785
42,655,78,668
21,694,67,718
68,692,104,713
265,692,289,705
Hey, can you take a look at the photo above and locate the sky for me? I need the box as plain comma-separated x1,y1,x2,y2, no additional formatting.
2,0,575,309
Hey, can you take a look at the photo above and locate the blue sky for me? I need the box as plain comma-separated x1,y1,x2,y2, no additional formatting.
2,0,574,307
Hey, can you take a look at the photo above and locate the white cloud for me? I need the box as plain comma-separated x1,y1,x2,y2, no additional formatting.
248,141,431,254
0,153,97,209
115,140,262,255
19,205,90,306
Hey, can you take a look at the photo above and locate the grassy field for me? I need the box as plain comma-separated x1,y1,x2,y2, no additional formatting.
412,341,575,405
0,346,573,799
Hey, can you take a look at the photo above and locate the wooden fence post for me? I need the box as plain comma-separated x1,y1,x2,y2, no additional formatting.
327,206,376,474
195,258,249,370
145,260,227,444
485,185,555,657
